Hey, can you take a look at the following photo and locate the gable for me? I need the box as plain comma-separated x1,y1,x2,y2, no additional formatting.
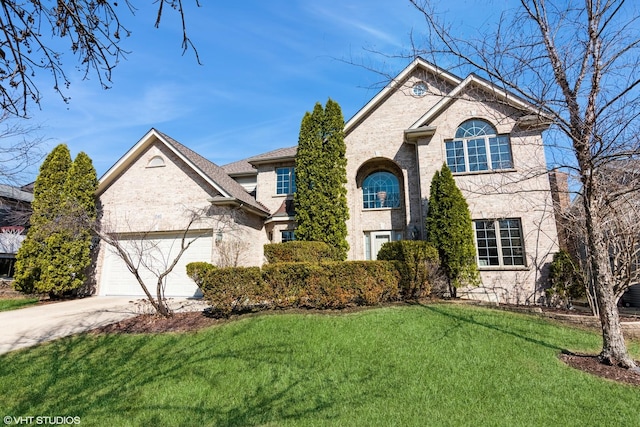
345,58,460,135
99,141,221,233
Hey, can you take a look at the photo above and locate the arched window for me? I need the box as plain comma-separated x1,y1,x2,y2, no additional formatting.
146,155,165,168
362,171,400,209
446,119,513,173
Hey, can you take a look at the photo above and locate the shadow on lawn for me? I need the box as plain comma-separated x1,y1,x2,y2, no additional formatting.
0,320,354,426
419,304,566,352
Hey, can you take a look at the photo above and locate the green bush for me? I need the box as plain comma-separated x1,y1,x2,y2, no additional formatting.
264,241,341,263
377,241,440,298
185,262,216,287
199,266,263,317
546,250,585,307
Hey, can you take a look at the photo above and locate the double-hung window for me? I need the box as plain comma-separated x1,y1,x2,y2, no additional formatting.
276,167,296,195
474,218,526,267
445,119,513,173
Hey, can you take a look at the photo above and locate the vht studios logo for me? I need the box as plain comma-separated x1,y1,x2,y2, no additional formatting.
3,416,81,425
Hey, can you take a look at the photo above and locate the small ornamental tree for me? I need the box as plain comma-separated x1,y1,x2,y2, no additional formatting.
294,99,349,259
425,164,480,296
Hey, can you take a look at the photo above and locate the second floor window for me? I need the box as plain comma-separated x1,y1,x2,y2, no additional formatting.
363,171,400,209
445,119,513,173
276,167,296,195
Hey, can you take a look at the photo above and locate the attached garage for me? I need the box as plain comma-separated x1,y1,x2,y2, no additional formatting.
98,232,212,297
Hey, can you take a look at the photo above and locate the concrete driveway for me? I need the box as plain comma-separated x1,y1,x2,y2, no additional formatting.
0,297,137,355
0,297,207,355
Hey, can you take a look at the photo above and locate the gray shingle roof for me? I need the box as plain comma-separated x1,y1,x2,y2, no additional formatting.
247,146,297,164
221,159,256,176
155,130,270,216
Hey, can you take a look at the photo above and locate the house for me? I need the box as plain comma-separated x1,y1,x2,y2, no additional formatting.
95,58,560,303
0,184,33,277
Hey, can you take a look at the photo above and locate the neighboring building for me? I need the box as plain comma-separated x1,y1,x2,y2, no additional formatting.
95,58,560,303
0,184,33,277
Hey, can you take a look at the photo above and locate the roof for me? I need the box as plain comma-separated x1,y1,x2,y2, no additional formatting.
247,146,297,165
0,184,33,203
98,129,270,217
221,159,256,176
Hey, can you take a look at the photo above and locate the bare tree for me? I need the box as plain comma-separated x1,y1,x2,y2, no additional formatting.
95,208,208,317
0,110,44,185
0,0,201,117
210,206,252,268
409,0,640,370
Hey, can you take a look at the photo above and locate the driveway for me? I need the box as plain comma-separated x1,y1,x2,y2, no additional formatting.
0,297,207,355
0,297,136,355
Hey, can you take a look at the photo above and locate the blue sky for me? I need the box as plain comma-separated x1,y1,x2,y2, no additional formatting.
17,0,505,181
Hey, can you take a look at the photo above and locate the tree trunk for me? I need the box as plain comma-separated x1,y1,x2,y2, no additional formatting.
585,194,638,370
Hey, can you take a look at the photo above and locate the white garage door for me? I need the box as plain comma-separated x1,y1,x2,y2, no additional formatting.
99,233,212,297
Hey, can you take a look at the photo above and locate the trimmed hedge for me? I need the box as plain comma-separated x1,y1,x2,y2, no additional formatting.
264,241,341,263
262,261,401,309
188,261,401,316
377,241,440,298
197,266,263,317
185,262,216,287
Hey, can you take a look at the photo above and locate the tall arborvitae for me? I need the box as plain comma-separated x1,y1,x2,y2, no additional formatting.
294,103,325,242
294,99,349,259
425,164,480,296
14,146,98,296
14,144,72,293
40,152,98,295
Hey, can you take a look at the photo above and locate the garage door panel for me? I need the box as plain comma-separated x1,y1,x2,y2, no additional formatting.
100,233,211,297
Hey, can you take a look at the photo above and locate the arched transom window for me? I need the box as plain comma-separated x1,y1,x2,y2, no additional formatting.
363,171,400,209
446,119,513,173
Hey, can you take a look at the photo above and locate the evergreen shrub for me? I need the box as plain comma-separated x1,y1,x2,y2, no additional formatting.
377,241,440,298
185,262,216,286
546,250,585,307
264,241,341,263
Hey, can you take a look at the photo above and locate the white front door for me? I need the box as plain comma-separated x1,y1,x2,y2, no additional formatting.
365,231,397,260
372,232,392,260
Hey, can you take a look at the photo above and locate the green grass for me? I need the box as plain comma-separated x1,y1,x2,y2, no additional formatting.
1,304,639,426
0,297,39,312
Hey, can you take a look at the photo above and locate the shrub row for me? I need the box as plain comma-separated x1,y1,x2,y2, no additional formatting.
263,241,341,263
187,261,402,317
377,241,440,298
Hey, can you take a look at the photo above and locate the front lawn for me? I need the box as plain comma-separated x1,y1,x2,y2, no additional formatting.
0,304,638,426
0,297,39,312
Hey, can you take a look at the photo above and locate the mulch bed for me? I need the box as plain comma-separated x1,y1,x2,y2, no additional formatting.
560,352,640,387
91,303,640,387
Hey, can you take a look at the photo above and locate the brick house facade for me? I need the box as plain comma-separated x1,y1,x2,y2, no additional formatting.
96,58,559,303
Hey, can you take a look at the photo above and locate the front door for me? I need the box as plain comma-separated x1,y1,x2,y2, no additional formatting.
364,231,394,260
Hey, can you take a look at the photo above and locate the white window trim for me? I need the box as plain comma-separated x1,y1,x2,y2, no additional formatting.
446,134,513,174
473,218,528,270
